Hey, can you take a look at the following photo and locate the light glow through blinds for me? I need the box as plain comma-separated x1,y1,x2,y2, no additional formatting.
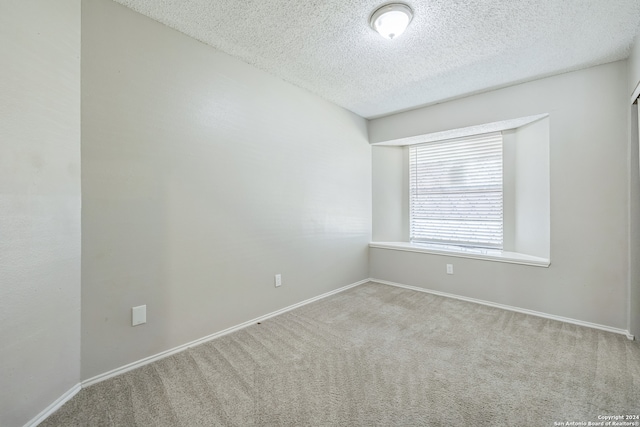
409,132,503,249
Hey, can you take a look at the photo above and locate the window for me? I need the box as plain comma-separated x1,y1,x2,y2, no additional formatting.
409,132,503,249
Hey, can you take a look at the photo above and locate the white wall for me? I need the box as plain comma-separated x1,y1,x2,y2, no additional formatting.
0,1,81,425
630,104,640,338
629,33,640,337
369,61,630,330
372,146,407,241
513,119,550,258
81,0,371,380
629,35,640,98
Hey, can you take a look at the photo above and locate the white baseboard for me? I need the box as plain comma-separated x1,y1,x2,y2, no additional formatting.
82,278,370,388
25,383,81,427
34,276,634,426
371,278,634,340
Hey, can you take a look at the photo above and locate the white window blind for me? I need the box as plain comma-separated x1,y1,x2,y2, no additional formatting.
409,132,503,249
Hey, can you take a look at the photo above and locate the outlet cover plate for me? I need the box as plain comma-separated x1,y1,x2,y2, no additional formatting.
132,305,146,326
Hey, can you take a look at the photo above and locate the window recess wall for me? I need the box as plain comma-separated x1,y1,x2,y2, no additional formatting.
373,115,550,262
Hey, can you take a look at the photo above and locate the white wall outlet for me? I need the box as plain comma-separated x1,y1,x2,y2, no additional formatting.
274,274,282,287
132,305,146,326
446,264,454,275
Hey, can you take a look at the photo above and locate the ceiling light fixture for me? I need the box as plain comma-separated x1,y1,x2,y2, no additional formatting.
370,3,413,40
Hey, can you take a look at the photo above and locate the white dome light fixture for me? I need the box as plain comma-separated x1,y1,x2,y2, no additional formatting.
370,3,413,40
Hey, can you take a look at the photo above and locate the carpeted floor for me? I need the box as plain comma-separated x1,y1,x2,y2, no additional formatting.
41,282,640,426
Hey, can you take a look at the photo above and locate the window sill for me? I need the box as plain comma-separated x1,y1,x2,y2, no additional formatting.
369,242,550,267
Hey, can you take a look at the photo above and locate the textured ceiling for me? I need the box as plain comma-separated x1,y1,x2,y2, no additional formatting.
113,0,640,118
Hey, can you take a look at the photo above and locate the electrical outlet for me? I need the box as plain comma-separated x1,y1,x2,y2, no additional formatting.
446,264,454,275
275,274,282,287
132,305,146,326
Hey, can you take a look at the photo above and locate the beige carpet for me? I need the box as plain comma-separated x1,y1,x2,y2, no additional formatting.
42,282,640,426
